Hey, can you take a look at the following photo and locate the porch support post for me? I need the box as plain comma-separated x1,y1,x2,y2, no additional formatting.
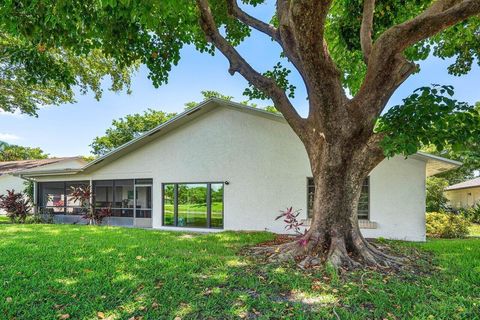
33,180,38,214
89,179,93,224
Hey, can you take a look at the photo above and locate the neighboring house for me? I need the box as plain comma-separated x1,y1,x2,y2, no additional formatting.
18,99,460,241
0,158,87,214
445,177,480,209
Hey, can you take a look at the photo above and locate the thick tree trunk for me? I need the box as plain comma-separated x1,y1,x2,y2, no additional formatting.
263,137,404,270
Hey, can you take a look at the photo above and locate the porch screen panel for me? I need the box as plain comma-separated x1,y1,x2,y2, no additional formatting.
113,180,134,217
94,180,135,217
66,182,89,214
94,180,113,208
135,185,152,218
38,181,88,214
39,182,65,214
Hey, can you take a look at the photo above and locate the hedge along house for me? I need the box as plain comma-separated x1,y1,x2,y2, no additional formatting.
18,99,461,240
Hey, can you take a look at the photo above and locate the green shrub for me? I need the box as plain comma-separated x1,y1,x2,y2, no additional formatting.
426,212,470,238
426,177,449,212
457,203,480,224
25,210,55,224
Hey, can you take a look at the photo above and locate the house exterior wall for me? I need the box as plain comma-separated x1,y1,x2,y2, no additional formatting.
35,107,427,241
446,187,480,208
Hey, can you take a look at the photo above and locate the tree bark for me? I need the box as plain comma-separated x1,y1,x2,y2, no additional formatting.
264,126,404,269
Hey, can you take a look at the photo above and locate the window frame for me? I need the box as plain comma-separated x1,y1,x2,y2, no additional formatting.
357,177,370,220
306,177,370,220
161,182,224,229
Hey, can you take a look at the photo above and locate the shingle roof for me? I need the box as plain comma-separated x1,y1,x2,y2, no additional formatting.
0,158,79,175
445,177,480,191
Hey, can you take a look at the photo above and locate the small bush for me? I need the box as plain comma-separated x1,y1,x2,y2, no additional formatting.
457,203,480,224
426,212,470,238
26,209,55,224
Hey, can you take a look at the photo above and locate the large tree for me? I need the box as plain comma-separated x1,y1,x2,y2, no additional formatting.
3,0,480,269
0,33,135,116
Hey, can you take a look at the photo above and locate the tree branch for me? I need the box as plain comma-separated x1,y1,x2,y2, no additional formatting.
226,0,280,42
275,0,348,121
353,0,480,123
196,0,306,136
378,0,480,56
360,0,375,63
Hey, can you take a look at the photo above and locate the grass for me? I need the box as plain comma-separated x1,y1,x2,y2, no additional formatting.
0,222,479,319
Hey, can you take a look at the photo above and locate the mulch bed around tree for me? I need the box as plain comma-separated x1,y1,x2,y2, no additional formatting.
254,234,298,247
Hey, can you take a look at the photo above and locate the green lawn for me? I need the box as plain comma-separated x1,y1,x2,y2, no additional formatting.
0,223,479,319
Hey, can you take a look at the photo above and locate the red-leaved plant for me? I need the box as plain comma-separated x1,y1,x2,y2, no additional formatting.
276,207,306,234
0,190,31,223
276,207,309,246
94,206,113,224
69,185,112,225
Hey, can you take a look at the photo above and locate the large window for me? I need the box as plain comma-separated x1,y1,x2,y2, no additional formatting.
38,181,89,214
162,183,224,228
307,177,370,220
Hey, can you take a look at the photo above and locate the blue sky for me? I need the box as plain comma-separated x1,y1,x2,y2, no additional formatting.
1,3,479,157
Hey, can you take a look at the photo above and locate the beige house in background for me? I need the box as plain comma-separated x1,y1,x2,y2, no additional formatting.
445,177,480,208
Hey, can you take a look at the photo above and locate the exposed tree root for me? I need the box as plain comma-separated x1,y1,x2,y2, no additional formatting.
247,234,406,271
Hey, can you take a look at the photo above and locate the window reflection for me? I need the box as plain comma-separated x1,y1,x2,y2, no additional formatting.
163,183,223,228
163,184,175,226
211,184,224,228
178,184,208,228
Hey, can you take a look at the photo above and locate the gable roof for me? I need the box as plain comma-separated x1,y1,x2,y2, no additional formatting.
79,98,284,173
17,98,461,178
410,151,462,177
445,177,480,191
0,157,84,175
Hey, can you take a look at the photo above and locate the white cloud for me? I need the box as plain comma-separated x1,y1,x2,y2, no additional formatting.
0,109,25,118
0,133,21,143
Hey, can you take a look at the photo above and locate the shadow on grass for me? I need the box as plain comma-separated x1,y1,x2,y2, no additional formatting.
0,224,479,319
0,225,312,319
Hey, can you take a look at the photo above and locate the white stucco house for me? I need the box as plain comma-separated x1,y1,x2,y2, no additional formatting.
17,99,461,241
0,157,86,214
